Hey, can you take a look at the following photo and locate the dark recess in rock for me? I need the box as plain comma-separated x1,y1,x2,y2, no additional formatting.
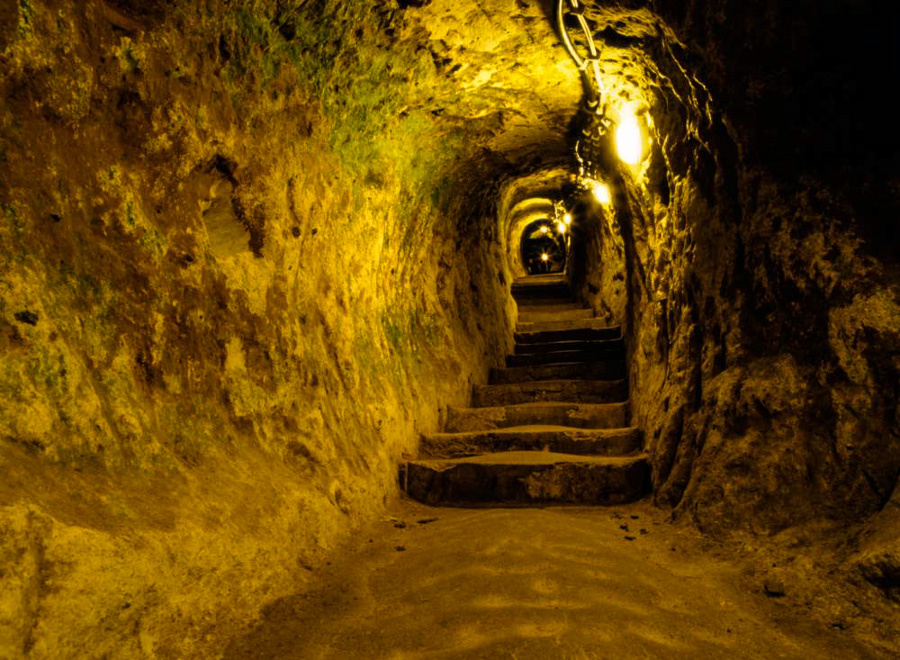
13,311,39,326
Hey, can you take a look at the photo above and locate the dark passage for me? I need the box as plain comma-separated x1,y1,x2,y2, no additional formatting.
404,274,647,507
520,220,567,275
0,0,898,657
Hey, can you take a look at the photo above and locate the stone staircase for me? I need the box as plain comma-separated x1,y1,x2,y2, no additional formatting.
403,274,651,506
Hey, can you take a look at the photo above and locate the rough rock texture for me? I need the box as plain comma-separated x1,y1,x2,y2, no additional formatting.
854,489,900,603
574,194,628,327
563,0,899,598
0,0,570,656
1,0,899,655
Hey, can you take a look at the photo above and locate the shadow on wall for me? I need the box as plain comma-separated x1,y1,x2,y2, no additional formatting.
568,3,900,565
569,189,627,327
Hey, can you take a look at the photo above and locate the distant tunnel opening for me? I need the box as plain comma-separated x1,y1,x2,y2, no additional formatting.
520,218,567,275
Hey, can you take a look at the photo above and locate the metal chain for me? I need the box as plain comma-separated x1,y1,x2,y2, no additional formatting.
557,0,610,184
557,0,605,113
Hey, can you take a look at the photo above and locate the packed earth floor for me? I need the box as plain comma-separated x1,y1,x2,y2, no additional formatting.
222,499,893,660
2,1,899,657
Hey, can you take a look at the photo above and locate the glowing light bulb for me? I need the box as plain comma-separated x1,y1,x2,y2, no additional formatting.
540,225,549,234
616,104,642,165
556,221,566,234
591,181,611,205
563,213,572,225
541,253,549,262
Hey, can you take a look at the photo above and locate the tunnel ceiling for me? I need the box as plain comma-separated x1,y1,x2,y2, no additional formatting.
400,0,581,171
400,1,665,182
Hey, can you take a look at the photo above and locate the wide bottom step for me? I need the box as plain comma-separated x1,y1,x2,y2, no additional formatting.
404,452,651,507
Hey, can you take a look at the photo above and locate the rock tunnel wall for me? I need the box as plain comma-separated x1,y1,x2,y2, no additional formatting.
571,3,900,549
1,0,899,653
572,197,628,328
0,1,513,656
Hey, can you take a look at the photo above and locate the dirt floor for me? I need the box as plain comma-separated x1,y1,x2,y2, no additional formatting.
222,499,894,659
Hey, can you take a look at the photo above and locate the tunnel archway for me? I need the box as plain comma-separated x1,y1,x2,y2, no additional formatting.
519,218,567,275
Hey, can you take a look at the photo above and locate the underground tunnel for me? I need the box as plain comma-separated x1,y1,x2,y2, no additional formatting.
0,0,898,657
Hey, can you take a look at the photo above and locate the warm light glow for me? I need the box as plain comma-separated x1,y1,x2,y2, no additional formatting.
563,213,572,225
591,181,611,205
616,104,642,165
556,221,566,234
541,253,549,262
540,225,549,234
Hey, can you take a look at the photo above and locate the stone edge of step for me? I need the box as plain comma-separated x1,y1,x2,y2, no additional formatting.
473,378,628,392
419,426,643,456
446,400,630,418
406,450,650,470
515,324,622,338
489,361,627,383
515,320,615,333
513,339,625,354
505,352,625,367
423,424,640,440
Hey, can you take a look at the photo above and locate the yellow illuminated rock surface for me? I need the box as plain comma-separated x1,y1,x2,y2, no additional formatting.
0,0,898,657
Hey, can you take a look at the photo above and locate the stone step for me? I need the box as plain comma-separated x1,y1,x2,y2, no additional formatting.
512,274,567,284
472,379,628,406
511,280,571,293
517,302,588,314
403,451,651,506
515,326,622,344
516,317,613,333
491,360,626,384
517,307,594,324
514,296,578,306
506,348,624,368
511,275,570,297
446,402,629,433
420,425,641,458
514,338,624,356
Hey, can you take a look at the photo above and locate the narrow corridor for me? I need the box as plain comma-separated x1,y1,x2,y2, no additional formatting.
220,276,893,658
405,273,649,506
1,1,897,657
